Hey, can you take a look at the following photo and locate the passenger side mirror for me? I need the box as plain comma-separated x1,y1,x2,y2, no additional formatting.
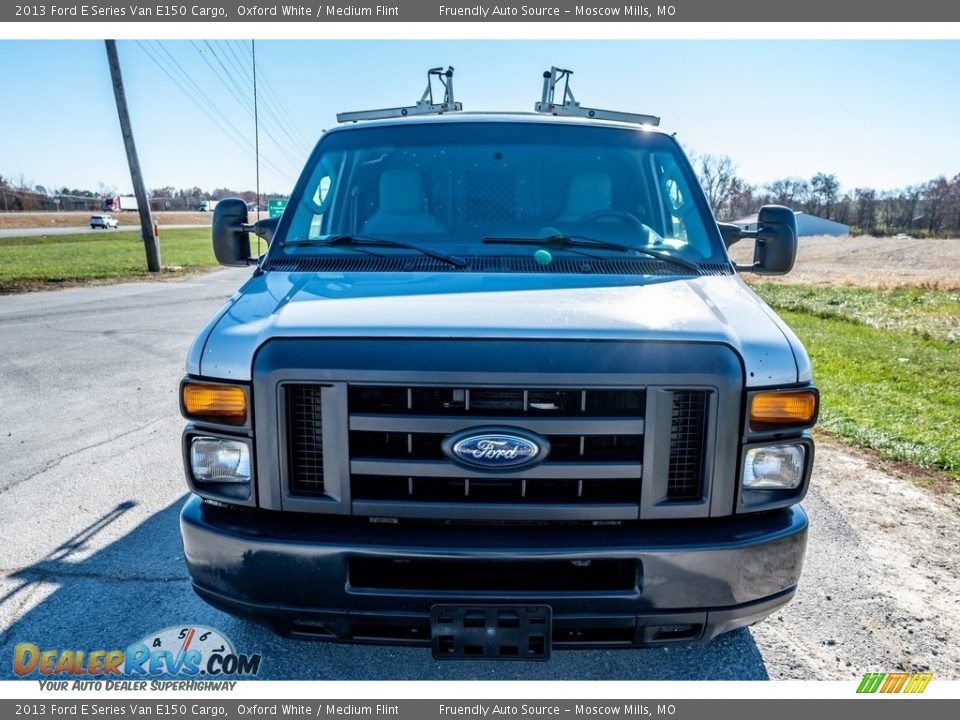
212,198,251,267
721,205,798,275
753,205,798,274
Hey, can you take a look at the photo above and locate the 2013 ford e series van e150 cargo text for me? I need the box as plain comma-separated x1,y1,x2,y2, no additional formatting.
178,68,818,660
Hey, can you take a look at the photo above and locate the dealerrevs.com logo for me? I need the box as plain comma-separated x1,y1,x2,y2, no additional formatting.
13,626,261,683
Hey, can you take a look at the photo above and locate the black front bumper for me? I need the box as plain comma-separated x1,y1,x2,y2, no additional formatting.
180,495,807,648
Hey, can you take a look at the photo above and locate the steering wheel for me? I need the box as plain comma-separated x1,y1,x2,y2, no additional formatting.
578,210,645,230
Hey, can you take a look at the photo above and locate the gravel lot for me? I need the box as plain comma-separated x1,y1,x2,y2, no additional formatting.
0,270,957,680
729,235,960,289
753,439,959,679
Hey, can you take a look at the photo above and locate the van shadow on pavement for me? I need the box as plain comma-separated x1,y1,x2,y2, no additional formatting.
1,497,769,680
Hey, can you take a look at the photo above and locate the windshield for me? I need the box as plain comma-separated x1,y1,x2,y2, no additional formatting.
276,121,725,265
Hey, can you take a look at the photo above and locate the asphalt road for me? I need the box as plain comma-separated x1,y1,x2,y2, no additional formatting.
0,224,207,238
0,271,956,681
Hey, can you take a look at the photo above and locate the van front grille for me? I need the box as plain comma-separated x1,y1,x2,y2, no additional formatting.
283,383,712,515
344,385,646,508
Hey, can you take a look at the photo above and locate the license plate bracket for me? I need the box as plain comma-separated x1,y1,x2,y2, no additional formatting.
431,604,552,660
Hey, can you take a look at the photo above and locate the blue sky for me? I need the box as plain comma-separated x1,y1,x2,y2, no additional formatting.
1,40,958,196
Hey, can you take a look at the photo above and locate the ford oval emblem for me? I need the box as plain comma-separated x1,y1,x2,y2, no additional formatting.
442,428,550,470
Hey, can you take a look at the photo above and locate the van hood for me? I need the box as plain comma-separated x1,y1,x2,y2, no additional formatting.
187,271,809,387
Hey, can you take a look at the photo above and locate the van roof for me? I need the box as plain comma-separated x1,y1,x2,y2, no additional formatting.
324,111,669,136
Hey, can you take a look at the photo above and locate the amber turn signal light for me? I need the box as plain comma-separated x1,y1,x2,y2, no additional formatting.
750,391,817,428
182,383,247,425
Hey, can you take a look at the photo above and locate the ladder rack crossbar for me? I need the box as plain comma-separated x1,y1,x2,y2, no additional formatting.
337,66,462,123
534,66,661,127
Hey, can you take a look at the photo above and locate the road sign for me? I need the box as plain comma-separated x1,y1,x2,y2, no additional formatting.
267,199,288,219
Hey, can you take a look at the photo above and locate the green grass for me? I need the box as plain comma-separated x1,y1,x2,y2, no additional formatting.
754,284,960,478
756,284,960,344
0,229,217,291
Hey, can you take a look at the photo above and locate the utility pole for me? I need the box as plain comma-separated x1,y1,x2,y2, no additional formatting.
105,39,160,272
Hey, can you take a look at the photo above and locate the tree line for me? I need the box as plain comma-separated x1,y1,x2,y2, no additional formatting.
693,154,960,237
0,175,274,213
5,163,960,237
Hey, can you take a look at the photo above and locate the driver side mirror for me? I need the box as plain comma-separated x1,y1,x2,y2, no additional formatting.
248,216,279,245
212,198,251,267
719,205,797,275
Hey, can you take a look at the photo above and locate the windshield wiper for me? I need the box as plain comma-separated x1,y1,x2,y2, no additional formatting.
482,234,699,272
283,234,467,268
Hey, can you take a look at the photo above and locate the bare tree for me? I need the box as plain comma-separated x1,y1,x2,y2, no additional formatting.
854,188,877,234
923,176,954,233
766,177,810,209
810,173,840,219
96,181,117,198
727,181,757,221
693,153,743,220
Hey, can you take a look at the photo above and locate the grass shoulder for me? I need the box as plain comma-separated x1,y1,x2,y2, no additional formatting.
755,283,960,344
753,282,960,479
0,228,217,293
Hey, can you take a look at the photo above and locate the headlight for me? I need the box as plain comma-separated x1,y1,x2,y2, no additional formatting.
742,444,805,490
190,437,251,484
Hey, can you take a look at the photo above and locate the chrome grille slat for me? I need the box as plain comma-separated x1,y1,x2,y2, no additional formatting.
349,386,642,416
350,459,642,480
349,414,645,435
350,500,640,521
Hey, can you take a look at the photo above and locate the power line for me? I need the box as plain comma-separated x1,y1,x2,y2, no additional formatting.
216,40,311,158
202,40,257,116
148,41,254,150
221,40,313,153
225,42,313,164
150,40,297,181
153,40,302,168
226,39,314,151
133,41,295,184
191,40,304,171
137,41,253,153
190,41,254,119
220,38,252,82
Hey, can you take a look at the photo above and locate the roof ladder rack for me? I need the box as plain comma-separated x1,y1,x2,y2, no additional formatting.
534,66,660,127
336,66,463,123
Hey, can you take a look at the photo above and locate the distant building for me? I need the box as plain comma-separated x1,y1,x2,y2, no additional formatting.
731,211,850,237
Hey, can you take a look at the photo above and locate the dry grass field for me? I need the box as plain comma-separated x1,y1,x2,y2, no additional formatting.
729,235,960,289
0,210,211,230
